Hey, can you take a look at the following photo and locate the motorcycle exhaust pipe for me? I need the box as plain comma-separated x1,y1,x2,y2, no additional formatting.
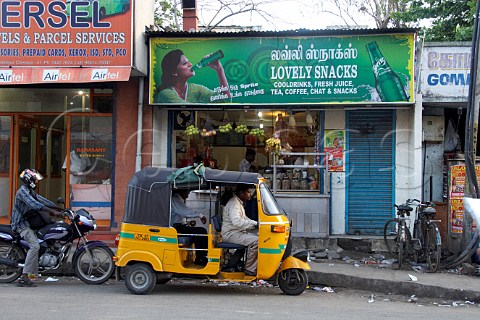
0,257,21,267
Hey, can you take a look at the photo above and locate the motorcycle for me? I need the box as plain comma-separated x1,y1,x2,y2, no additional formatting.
0,199,115,285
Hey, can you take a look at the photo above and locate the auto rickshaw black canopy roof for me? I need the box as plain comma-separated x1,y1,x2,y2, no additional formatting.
123,166,260,226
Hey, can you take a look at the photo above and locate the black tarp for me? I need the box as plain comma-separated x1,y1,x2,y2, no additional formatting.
123,167,175,227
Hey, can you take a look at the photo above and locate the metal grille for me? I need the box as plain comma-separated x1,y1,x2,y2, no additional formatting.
346,110,395,235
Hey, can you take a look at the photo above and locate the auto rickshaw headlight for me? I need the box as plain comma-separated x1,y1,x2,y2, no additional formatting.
293,250,310,262
271,225,286,233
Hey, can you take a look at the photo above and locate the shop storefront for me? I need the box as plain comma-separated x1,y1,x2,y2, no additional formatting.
147,28,421,236
0,87,115,226
420,41,476,253
0,0,154,233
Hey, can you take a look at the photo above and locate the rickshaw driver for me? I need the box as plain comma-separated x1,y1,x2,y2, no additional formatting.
222,184,258,276
171,189,208,266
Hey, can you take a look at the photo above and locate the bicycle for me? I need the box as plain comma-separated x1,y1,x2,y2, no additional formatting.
383,199,415,269
411,200,442,272
383,199,442,272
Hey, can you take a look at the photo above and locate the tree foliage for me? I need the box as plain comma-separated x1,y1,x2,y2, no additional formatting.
320,0,406,29
323,0,476,41
154,0,182,31
154,0,285,32
394,0,476,41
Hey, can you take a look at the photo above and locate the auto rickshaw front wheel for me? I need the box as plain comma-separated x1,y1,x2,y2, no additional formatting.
124,263,156,295
277,268,308,295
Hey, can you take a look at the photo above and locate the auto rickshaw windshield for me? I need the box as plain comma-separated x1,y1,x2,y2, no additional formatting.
260,183,286,215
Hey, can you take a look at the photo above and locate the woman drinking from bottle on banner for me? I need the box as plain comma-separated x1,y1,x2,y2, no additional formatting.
154,49,231,103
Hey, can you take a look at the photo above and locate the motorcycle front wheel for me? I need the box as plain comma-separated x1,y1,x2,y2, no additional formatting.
73,246,114,285
0,243,25,283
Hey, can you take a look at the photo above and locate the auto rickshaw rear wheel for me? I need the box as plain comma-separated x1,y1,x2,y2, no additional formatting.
278,268,308,296
124,263,156,295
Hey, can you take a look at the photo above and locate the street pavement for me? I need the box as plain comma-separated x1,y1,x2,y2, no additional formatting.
42,247,480,303
306,254,480,303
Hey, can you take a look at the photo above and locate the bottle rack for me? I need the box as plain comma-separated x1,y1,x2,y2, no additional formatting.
271,151,328,193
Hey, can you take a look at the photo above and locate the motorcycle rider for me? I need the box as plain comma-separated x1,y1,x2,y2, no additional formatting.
10,169,62,287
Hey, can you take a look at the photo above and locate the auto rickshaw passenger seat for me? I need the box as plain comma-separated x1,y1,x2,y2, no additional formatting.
177,236,194,246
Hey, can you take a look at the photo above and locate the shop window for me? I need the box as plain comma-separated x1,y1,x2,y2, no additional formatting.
0,88,114,113
172,109,321,192
92,95,113,113
69,116,113,184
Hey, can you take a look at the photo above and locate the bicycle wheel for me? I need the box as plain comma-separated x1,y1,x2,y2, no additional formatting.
383,219,411,269
397,224,413,269
383,219,398,257
425,222,441,272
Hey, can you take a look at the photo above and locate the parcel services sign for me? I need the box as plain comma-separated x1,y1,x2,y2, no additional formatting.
0,0,132,67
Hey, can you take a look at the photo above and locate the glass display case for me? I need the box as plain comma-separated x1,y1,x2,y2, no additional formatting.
270,151,327,194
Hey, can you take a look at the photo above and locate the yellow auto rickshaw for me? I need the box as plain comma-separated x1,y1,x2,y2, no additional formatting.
114,166,310,295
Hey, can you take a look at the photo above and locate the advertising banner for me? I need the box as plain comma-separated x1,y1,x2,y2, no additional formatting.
448,165,479,233
324,129,345,172
0,0,132,84
0,66,131,84
421,45,470,102
149,33,415,105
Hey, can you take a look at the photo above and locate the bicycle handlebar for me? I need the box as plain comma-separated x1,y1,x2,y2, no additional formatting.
400,199,435,207
406,198,421,204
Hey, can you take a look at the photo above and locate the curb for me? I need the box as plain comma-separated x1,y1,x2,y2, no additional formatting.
307,271,480,302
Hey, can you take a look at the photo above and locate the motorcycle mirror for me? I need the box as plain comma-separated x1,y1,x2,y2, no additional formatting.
56,197,65,204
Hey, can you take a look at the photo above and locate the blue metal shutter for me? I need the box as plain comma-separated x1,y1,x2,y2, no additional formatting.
346,110,395,235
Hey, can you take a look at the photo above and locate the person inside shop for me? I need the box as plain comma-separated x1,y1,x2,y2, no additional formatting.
221,184,258,276
10,169,63,287
239,148,257,173
193,155,204,167
62,149,91,184
171,189,209,266
154,49,231,104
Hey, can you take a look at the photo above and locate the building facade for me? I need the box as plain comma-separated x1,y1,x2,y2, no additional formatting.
146,28,423,237
0,0,155,241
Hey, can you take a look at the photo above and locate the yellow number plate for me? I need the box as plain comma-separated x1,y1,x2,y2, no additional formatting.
134,233,150,241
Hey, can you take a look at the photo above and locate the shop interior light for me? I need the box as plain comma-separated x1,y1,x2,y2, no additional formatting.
260,121,264,129
275,113,282,122
258,111,263,117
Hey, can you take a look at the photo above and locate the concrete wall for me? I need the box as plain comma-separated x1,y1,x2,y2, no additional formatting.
325,109,346,234
114,79,139,228
152,108,169,167
133,0,155,75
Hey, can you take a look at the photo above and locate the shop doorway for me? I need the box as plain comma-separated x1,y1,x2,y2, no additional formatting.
14,115,66,207
346,110,395,235
0,116,12,222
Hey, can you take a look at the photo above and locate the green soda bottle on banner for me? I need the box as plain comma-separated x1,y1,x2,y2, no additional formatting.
191,50,224,72
366,42,408,102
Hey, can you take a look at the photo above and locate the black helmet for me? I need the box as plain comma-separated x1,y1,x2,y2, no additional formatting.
19,169,43,189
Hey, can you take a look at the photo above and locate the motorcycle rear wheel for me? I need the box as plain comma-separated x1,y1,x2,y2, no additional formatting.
0,243,24,283
73,246,115,285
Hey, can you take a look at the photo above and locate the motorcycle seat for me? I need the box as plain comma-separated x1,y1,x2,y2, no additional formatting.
0,224,20,241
